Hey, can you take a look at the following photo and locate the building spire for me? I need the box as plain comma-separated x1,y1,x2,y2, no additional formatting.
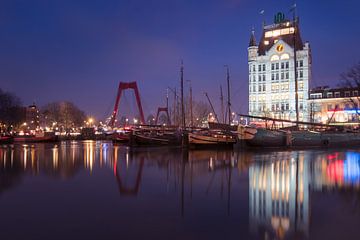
249,28,257,47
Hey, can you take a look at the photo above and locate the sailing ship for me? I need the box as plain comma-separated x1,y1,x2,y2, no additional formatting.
188,129,236,147
237,115,360,148
131,127,182,146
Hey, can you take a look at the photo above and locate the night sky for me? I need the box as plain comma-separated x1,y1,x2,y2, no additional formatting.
1,0,360,119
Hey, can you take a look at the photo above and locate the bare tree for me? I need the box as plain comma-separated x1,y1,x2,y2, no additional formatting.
0,88,24,127
340,62,360,118
41,101,86,130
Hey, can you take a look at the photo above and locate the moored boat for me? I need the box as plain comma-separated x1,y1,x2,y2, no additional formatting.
237,124,360,148
13,132,58,143
132,128,182,146
188,129,236,147
0,135,13,144
112,129,131,144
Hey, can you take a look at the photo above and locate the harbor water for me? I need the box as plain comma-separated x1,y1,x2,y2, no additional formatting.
0,141,360,240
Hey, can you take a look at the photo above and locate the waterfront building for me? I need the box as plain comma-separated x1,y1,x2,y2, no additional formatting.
26,103,40,130
309,86,360,124
248,13,311,121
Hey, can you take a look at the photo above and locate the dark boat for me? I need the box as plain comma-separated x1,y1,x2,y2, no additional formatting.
13,132,58,143
0,135,13,144
238,124,360,148
132,128,182,146
208,122,237,131
112,130,131,144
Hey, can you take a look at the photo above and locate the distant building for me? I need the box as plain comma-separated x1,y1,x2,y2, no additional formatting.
26,103,40,130
309,86,360,124
248,12,311,121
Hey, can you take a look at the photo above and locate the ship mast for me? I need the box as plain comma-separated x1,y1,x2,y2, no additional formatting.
180,61,185,128
205,92,220,123
292,7,299,126
220,85,225,124
225,65,232,125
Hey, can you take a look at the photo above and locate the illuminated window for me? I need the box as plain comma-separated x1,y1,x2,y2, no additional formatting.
327,92,333,98
271,55,280,61
281,28,290,35
273,29,281,37
265,31,272,38
264,40,269,45
281,53,290,60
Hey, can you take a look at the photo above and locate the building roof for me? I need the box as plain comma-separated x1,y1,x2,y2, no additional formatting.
258,21,304,56
310,86,360,99
249,30,257,47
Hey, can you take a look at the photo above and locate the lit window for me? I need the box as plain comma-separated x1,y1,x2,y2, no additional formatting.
271,55,280,61
264,40,269,45
265,31,272,38
281,28,290,35
273,29,281,37
281,53,290,60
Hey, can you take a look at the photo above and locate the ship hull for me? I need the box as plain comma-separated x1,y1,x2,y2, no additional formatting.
241,127,360,148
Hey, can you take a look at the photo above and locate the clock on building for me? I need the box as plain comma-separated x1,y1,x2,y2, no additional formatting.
276,44,284,53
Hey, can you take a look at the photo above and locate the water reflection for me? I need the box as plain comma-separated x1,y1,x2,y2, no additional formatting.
0,142,360,239
249,150,360,239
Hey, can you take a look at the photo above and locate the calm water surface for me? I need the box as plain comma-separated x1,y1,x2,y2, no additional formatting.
0,141,360,240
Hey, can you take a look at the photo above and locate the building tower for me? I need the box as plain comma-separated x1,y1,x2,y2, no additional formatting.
248,12,311,122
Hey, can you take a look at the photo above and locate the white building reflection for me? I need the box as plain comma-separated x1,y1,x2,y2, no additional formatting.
249,151,360,239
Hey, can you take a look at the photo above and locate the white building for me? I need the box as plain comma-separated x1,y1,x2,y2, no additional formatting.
248,13,311,121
